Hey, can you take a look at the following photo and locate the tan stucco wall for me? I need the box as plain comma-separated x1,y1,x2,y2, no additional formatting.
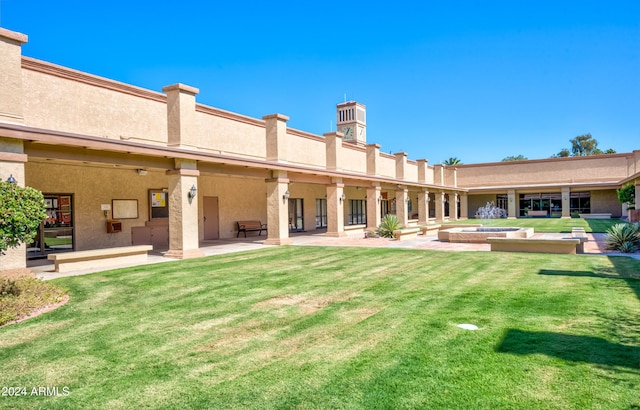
22,69,168,143
457,155,631,188
198,175,268,239
591,190,622,217
287,134,326,168
377,154,396,178
341,145,367,174
404,162,418,183
26,162,168,251
196,111,266,159
468,194,498,217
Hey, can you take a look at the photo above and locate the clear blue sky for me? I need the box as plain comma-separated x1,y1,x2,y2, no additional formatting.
2,0,638,164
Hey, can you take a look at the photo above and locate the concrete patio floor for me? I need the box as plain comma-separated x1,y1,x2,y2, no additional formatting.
28,231,638,280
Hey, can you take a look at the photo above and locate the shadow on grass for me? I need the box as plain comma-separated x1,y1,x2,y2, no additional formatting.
496,329,640,370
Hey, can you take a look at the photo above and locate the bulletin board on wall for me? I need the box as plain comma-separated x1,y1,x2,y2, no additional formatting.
112,199,139,219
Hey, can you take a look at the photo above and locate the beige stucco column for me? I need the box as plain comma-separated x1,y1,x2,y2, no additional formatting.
395,152,407,181
165,160,204,259
395,186,409,226
326,179,346,237
418,190,429,225
324,131,343,171
507,189,517,219
264,171,291,245
448,192,458,221
163,83,200,149
434,164,444,186
0,138,28,270
435,191,446,222
459,193,468,220
561,187,571,218
417,159,432,184
0,28,27,124
366,144,380,176
264,113,290,163
366,184,381,230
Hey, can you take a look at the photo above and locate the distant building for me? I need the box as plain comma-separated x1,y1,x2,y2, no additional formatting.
1,28,638,269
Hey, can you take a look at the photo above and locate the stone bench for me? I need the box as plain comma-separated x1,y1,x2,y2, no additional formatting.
569,228,588,253
487,237,581,254
47,245,153,273
393,227,420,241
579,213,612,219
527,210,548,217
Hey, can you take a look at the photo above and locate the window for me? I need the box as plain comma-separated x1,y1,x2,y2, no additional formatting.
29,194,74,258
570,192,591,217
348,200,366,225
315,199,327,228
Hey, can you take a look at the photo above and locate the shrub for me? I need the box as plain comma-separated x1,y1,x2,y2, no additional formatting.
0,182,47,253
0,279,20,297
0,276,66,326
604,223,640,253
376,214,402,238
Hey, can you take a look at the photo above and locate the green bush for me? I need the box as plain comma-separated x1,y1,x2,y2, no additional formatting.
604,223,640,253
0,276,66,326
0,181,47,253
0,279,20,297
376,214,402,238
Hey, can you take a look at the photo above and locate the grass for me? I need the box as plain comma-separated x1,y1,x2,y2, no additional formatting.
0,246,639,409
450,217,624,233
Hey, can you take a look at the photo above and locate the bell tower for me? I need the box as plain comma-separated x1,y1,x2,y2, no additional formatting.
336,101,366,144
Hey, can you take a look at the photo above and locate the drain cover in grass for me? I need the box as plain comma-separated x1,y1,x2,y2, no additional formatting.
457,324,479,330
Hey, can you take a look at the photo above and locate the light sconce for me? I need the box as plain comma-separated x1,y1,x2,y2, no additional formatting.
6,174,16,184
283,190,290,202
378,195,383,203
188,185,197,204
137,169,148,176
426,196,431,202
563,195,569,200
405,197,410,203
340,193,346,203
509,197,514,203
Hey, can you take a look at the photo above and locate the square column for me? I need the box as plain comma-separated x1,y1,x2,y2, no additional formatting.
395,152,407,181
395,186,409,226
265,171,291,245
264,114,290,163
507,189,517,219
0,138,28,270
366,184,381,230
561,187,571,219
163,83,200,149
418,190,429,225
448,193,459,221
366,144,380,176
417,159,431,184
165,161,205,259
459,193,468,220
324,131,343,171
326,180,346,237
435,191,446,222
0,28,28,124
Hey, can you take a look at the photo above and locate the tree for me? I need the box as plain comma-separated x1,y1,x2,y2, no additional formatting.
570,133,599,156
616,184,635,207
0,181,47,253
443,157,462,165
605,148,617,154
551,148,570,158
502,155,528,162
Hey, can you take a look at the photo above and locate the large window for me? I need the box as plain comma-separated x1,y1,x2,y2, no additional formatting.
519,193,562,217
315,199,327,228
570,192,591,217
348,200,366,225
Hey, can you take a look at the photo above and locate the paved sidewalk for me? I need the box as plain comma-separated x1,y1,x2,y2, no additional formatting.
28,232,638,280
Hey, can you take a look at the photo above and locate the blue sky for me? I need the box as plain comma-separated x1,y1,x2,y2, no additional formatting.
2,0,638,164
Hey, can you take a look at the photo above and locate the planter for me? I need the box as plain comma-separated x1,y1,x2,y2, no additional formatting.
629,209,639,223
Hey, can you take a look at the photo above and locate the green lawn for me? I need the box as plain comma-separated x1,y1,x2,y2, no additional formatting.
450,217,625,233
1,247,639,409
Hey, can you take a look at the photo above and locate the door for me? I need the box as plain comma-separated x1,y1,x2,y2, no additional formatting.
203,196,219,240
288,198,304,231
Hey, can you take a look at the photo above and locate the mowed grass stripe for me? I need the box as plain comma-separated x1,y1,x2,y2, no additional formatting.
0,246,638,409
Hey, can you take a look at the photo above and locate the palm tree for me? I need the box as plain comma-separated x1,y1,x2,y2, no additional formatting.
443,157,462,165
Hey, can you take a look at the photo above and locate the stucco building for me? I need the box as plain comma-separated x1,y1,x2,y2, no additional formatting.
1,28,639,269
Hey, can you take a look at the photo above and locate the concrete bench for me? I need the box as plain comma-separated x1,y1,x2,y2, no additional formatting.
527,210,548,217
487,237,580,254
47,245,153,273
393,227,420,241
420,224,441,235
579,213,612,219
569,228,588,253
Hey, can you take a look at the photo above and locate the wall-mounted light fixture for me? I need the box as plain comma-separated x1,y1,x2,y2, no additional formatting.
426,196,431,202
283,190,290,202
188,185,197,204
6,174,16,184
378,195,383,203
137,169,148,176
563,195,569,200
509,197,513,203
405,197,410,203
340,193,346,203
